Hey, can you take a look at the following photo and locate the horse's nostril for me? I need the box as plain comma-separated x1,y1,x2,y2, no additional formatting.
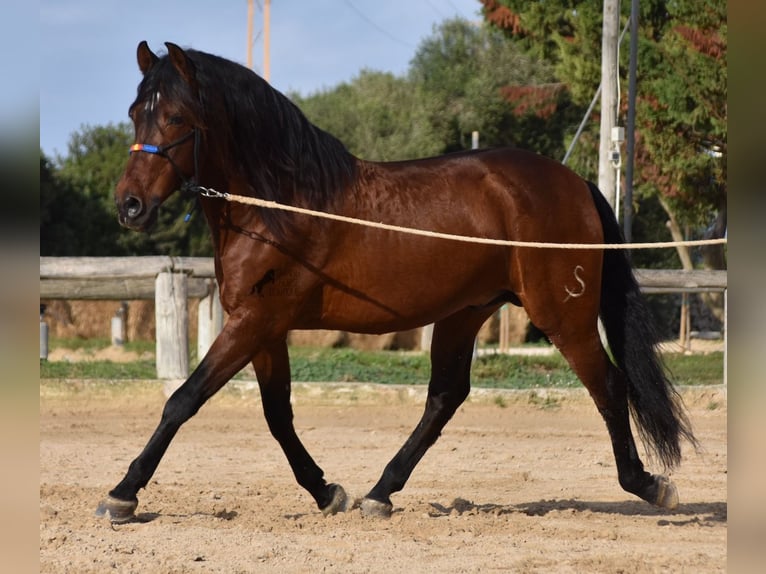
124,196,143,218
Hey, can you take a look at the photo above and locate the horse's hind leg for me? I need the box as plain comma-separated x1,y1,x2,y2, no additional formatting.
361,306,496,517
526,300,678,509
252,340,348,515
561,335,677,507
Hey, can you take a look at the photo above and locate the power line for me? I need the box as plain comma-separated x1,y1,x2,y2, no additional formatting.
424,0,446,19
443,0,467,18
342,0,415,48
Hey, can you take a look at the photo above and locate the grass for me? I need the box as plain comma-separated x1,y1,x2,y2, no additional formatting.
40,359,158,380
662,352,725,386
41,337,158,379
40,339,725,389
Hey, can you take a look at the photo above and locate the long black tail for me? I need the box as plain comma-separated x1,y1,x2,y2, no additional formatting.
587,181,697,469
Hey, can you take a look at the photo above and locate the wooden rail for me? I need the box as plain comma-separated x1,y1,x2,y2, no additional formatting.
633,268,727,293
40,257,727,380
40,256,216,299
40,257,220,379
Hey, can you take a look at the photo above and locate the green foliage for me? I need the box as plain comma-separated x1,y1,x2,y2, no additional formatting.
40,343,724,388
294,70,443,161
663,351,724,386
409,18,569,156
57,123,132,202
40,359,157,380
481,0,727,235
636,0,727,228
40,152,111,255
481,1,605,103
478,0,611,179
469,353,580,388
288,347,432,385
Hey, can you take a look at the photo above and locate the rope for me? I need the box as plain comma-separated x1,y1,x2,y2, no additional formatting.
205,188,727,250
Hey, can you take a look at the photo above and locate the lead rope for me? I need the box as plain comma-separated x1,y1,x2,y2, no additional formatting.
188,185,727,250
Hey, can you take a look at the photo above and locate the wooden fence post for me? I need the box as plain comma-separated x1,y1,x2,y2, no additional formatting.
498,305,510,352
420,324,433,351
155,271,189,379
197,281,224,361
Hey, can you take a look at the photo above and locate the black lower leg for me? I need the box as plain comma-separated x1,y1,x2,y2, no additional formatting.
365,387,468,506
599,366,656,500
254,342,338,511
364,312,482,508
109,375,210,502
99,308,268,522
260,389,337,510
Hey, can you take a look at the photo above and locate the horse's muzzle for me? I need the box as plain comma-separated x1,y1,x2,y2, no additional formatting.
117,194,157,231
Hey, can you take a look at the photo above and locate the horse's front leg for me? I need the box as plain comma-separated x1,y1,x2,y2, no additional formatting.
95,307,260,523
253,340,349,515
361,307,494,517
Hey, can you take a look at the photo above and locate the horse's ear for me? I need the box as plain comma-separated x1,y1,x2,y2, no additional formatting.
165,42,197,88
137,41,158,75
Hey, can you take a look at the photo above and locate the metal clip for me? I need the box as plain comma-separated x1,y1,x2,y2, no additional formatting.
197,186,227,199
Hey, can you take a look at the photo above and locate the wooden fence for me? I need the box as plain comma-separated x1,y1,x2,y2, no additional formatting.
40,257,219,379
40,257,727,380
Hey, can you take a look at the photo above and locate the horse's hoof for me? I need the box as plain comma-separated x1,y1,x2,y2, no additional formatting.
360,497,393,518
95,495,138,523
321,484,350,516
653,475,679,510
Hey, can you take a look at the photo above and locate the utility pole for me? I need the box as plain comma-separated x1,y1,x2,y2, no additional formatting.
246,1,270,81
598,0,621,211
263,0,271,82
623,0,639,241
246,0,254,69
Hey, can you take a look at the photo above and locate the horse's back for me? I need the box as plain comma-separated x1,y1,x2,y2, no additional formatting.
363,147,602,245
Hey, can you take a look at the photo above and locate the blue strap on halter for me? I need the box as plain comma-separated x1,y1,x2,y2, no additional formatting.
129,130,194,156
129,143,160,154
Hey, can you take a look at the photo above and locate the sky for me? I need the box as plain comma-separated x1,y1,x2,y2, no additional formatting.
39,0,482,158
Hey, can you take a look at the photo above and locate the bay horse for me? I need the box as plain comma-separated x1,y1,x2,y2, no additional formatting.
97,41,696,523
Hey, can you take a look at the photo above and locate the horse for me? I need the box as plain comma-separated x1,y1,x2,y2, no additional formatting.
96,41,697,523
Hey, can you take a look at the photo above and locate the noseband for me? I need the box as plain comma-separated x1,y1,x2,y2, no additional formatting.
129,129,201,195
129,128,210,221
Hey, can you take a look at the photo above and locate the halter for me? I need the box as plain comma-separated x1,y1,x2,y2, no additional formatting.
129,129,199,190
129,129,205,221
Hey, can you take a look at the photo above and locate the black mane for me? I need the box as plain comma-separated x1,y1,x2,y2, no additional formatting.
135,47,357,236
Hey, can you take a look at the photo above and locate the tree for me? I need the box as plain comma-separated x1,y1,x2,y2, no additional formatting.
50,123,134,254
293,70,443,161
636,0,727,322
481,0,727,256
409,18,574,158
636,0,726,234
40,151,110,255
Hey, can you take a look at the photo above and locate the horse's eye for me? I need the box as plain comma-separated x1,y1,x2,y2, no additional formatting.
168,116,184,126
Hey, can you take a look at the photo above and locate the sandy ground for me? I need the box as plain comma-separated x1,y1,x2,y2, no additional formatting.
40,380,726,573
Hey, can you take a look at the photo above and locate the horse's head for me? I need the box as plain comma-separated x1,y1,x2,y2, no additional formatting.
115,41,203,231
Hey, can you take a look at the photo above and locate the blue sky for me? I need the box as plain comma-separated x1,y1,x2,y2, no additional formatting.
39,0,481,158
